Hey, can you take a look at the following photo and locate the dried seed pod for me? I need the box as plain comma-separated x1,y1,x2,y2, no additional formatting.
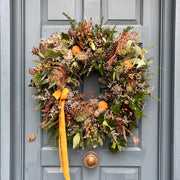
29,68,36,75
77,51,89,61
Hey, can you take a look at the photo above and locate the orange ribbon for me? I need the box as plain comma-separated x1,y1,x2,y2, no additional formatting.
53,88,70,180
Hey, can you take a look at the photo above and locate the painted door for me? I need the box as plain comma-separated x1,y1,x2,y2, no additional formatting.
25,0,160,179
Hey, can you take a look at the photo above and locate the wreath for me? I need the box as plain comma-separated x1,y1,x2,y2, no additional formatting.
29,13,157,180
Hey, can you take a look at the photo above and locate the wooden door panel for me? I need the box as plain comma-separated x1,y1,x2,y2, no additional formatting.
43,167,82,180
25,0,160,179
100,167,139,180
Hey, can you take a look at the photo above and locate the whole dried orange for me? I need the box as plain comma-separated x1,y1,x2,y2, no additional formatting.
72,46,81,55
98,101,108,111
123,60,132,70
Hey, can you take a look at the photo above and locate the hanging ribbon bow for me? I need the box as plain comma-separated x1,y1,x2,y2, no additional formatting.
53,88,70,180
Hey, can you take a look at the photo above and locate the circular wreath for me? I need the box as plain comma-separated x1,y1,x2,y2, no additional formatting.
29,14,155,154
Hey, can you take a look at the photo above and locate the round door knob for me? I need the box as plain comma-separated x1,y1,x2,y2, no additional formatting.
84,151,98,168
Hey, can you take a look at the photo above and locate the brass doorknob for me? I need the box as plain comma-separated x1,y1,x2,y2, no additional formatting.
84,151,98,168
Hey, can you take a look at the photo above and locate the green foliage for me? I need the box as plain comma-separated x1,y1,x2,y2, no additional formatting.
61,32,69,40
29,14,158,155
35,101,43,110
111,103,122,115
63,12,76,30
45,49,62,58
123,26,134,32
99,63,104,75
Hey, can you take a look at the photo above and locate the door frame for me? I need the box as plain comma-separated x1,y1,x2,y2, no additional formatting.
0,0,177,179
173,0,180,179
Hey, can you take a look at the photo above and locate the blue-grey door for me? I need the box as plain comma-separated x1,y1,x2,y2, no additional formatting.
24,0,160,179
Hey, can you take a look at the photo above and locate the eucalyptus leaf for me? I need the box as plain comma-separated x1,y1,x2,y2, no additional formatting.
115,71,120,81
113,72,116,81
38,52,45,58
35,101,43,110
73,133,80,149
48,81,56,89
99,64,104,75
32,60,41,63
102,37,106,43
99,137,103,146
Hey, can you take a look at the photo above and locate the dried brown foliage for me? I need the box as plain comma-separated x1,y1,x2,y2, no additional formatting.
106,31,139,69
41,98,55,128
52,66,69,88
116,117,139,146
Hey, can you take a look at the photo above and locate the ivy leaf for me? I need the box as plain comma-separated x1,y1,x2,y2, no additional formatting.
61,32,69,40
73,133,80,149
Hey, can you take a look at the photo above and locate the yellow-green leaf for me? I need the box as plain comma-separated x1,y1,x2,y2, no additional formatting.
99,137,103,146
131,58,146,68
102,37,106,43
32,60,41,63
91,42,96,51
73,133,80,149
112,142,116,149
38,52,45,58
103,121,112,130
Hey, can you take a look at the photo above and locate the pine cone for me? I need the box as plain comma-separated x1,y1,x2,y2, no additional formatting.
64,104,74,114
103,51,113,61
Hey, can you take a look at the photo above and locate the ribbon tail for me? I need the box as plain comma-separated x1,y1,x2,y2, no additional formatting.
60,100,70,180
58,125,63,172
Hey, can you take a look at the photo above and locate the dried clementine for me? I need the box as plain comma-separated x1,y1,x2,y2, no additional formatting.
72,46,81,55
98,101,108,111
123,60,133,70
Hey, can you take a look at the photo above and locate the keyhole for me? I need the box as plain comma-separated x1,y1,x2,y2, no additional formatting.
27,134,36,142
